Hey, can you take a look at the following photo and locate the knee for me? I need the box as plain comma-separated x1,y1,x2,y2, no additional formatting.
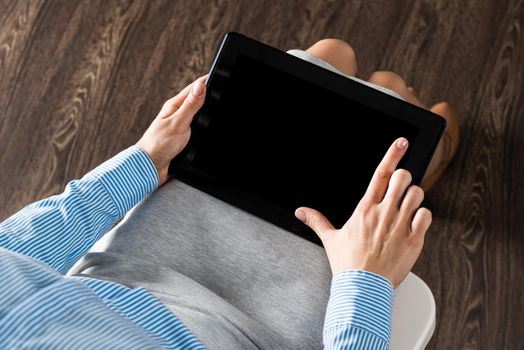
367,71,407,90
307,38,357,75
310,38,356,63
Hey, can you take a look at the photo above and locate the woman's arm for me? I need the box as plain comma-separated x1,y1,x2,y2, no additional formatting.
0,146,159,274
323,270,393,349
296,137,432,349
0,76,207,274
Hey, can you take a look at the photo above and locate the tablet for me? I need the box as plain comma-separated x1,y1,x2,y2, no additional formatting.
169,32,445,245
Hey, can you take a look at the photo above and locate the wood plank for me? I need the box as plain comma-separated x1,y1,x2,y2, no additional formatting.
0,1,522,348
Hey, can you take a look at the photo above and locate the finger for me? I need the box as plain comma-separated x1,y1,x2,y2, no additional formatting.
399,185,424,223
295,207,335,241
383,168,412,208
411,207,432,236
172,77,207,129
159,75,208,118
363,137,409,203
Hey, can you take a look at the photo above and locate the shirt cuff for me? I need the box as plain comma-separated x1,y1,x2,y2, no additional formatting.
86,146,159,217
324,270,394,344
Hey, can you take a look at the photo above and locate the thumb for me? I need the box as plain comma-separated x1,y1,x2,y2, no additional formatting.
295,207,335,241
173,79,206,129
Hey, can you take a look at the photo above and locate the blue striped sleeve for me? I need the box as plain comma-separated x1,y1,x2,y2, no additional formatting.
323,270,394,350
0,146,159,274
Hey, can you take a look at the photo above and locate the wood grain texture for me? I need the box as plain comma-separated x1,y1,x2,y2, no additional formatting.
0,0,523,348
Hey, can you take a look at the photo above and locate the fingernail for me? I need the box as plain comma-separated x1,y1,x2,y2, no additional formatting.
295,209,306,222
192,80,204,96
397,138,408,150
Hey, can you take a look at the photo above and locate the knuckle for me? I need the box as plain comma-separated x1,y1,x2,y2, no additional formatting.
163,98,176,109
394,169,412,183
358,199,373,214
184,95,197,109
392,221,407,234
307,212,321,230
377,168,391,180
407,233,424,248
305,211,316,226
410,185,424,200
421,207,432,221
170,118,181,130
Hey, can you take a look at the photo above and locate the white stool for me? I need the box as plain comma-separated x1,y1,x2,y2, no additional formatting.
390,272,436,350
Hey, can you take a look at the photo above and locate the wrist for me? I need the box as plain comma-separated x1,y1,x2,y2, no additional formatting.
133,144,163,186
332,269,394,289
326,269,394,343
156,166,169,185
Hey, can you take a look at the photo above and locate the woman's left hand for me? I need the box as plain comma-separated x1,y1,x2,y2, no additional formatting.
136,75,207,185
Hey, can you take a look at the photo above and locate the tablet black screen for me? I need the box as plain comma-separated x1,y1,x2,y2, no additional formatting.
190,54,420,228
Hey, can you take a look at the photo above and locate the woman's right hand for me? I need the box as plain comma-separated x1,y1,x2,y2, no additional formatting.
294,137,432,287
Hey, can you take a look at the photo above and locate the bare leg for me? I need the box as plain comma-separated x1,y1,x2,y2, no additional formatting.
305,38,358,76
299,38,458,190
368,71,426,108
367,71,459,189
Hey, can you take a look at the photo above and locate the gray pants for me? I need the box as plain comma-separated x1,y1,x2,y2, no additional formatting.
72,180,332,349
71,50,401,350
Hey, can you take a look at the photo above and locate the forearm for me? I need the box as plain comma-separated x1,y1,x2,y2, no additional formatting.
323,270,393,350
0,146,158,274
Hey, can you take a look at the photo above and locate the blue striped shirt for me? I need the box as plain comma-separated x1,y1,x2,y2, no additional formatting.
0,145,393,349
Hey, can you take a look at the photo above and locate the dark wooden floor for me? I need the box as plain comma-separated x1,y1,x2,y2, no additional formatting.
1,0,523,348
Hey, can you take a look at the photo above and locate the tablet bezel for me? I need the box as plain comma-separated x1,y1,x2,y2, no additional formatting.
169,32,445,245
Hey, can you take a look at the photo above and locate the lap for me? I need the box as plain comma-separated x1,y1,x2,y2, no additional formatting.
70,180,332,349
